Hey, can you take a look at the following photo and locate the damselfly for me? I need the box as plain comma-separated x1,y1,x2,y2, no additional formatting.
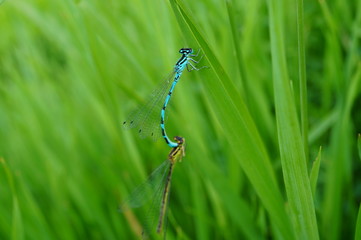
123,48,206,148
120,136,186,239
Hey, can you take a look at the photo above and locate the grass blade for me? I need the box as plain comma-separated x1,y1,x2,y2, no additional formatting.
358,134,361,162
1,158,24,240
224,0,247,101
296,0,309,161
322,62,361,240
356,203,361,240
310,146,322,197
170,0,294,238
267,0,319,238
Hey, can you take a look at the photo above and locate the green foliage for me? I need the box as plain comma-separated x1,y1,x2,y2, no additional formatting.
0,0,360,239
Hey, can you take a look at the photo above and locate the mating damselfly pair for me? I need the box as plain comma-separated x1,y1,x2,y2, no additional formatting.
120,48,207,239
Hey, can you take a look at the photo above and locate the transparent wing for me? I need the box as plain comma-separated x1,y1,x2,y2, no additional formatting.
141,164,174,239
120,160,172,239
119,160,170,211
123,71,175,141
142,143,185,239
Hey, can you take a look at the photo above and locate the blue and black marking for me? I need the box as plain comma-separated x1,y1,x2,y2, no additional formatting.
123,48,206,146
160,48,202,147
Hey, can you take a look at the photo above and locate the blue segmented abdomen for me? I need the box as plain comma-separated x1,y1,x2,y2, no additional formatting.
123,48,200,147
160,72,183,147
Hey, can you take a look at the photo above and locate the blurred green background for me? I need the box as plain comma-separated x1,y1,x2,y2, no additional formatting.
1,0,361,239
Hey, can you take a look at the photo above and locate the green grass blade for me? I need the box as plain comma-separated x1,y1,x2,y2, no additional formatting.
322,62,361,240
224,0,247,101
11,197,23,240
267,0,319,238
295,0,309,162
358,134,361,161
356,203,361,240
201,159,263,240
170,0,294,238
310,146,322,196
1,158,24,240
190,170,209,240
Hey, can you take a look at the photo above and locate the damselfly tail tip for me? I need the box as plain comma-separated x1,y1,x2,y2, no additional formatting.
173,136,184,144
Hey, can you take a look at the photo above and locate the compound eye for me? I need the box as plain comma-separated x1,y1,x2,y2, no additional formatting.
180,48,192,54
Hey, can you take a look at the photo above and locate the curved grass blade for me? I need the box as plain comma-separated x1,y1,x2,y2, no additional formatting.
169,0,294,238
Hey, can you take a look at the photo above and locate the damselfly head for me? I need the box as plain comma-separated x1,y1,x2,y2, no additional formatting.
179,48,193,54
173,136,184,144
